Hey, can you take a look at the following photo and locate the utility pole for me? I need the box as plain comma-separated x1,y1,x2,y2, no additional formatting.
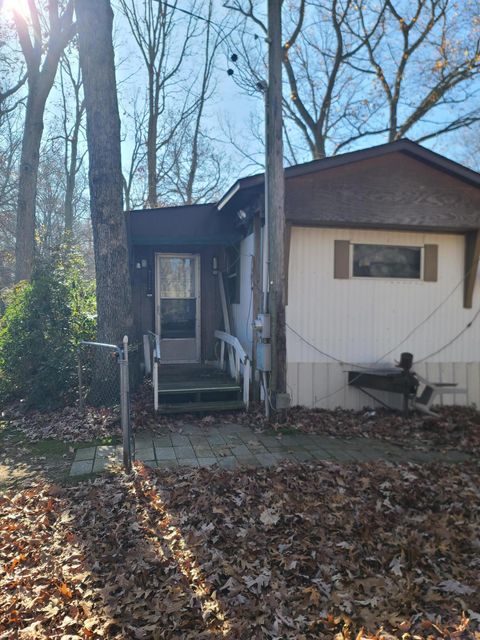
266,0,288,409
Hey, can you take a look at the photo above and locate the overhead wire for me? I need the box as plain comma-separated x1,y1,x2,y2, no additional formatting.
310,306,480,405
285,266,480,405
287,263,474,370
161,0,480,406
161,1,263,43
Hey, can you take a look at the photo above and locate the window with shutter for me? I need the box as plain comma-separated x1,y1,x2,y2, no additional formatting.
333,241,438,281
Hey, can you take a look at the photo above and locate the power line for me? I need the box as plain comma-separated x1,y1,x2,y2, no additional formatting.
287,262,477,370
285,322,374,370
157,1,262,42
162,1,226,31
285,269,480,405
311,306,480,405
414,307,480,363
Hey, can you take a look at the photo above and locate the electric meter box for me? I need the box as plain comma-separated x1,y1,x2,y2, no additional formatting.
254,313,271,339
256,342,271,371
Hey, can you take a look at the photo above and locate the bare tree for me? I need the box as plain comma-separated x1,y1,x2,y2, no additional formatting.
226,0,480,160
155,1,232,204
122,99,148,210
58,51,86,234
0,111,22,289
76,0,133,344
34,134,89,256
118,0,198,207
352,0,480,143
0,19,27,125
120,0,233,206
12,0,76,282
157,121,230,204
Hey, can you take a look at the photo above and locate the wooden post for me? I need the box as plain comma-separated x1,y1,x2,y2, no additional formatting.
266,0,287,404
252,215,262,401
464,230,480,308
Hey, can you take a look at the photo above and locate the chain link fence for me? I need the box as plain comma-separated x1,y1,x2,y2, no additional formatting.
78,342,120,407
78,337,133,471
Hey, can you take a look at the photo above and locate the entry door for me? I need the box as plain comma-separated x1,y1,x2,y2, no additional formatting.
155,253,200,363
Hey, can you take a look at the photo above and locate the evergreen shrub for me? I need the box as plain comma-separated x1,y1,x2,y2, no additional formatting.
0,247,96,408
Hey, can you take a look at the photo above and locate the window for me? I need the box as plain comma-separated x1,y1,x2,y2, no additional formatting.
334,240,438,282
352,244,421,279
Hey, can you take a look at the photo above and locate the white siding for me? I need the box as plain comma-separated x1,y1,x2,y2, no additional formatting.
286,227,480,409
231,232,254,358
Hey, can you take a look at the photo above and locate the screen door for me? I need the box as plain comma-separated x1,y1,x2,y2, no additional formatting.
155,253,200,363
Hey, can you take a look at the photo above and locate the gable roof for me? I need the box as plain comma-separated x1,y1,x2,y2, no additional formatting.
217,139,480,212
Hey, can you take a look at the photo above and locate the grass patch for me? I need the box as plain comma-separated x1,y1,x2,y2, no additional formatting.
76,435,120,448
0,418,121,490
29,439,69,456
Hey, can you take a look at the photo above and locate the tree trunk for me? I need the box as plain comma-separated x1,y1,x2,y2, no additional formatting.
14,87,46,282
64,117,80,234
76,0,133,345
146,76,157,208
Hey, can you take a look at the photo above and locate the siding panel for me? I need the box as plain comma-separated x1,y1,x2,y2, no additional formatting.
286,227,480,408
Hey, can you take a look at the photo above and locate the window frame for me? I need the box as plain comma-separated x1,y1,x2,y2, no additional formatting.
350,242,424,281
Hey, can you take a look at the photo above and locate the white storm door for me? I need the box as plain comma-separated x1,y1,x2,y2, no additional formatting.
155,253,200,363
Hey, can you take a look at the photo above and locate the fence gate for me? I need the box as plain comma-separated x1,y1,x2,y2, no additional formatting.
78,335,133,472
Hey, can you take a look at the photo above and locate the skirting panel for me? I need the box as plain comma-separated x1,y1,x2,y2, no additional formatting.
286,362,479,410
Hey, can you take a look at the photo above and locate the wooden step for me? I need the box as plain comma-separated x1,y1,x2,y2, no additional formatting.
158,383,240,395
157,400,245,414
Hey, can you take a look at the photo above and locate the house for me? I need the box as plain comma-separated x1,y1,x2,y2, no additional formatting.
128,139,480,413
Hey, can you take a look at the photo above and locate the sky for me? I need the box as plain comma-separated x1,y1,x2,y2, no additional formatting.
113,0,267,183
1,0,478,205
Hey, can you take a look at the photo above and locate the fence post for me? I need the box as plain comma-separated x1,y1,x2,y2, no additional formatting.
78,347,84,414
120,335,132,472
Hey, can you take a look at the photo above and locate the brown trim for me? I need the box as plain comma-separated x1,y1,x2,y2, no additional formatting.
285,223,292,304
282,220,479,234
334,240,350,279
423,244,438,282
464,230,480,308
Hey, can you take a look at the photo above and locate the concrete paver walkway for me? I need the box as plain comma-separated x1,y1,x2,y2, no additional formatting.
70,423,470,476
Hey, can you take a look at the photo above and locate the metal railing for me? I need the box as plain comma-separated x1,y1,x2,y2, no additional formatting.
147,330,250,411
150,332,161,412
78,336,133,472
215,330,251,409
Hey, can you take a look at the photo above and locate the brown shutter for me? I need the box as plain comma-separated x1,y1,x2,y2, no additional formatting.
334,240,350,279
423,244,438,282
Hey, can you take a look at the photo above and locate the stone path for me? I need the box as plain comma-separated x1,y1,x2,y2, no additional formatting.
70,423,470,476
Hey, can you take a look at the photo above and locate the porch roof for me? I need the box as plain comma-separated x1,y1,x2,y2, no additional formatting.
128,203,242,246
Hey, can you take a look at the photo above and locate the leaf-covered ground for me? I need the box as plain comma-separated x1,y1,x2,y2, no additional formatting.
5,382,480,454
3,404,122,443
231,404,480,453
1,460,479,639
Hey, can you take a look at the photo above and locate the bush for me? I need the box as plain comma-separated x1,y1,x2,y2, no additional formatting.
0,247,96,408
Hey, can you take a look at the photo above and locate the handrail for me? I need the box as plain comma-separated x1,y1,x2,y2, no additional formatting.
214,330,248,363
148,331,161,361
214,330,250,409
148,332,161,411
79,340,121,356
